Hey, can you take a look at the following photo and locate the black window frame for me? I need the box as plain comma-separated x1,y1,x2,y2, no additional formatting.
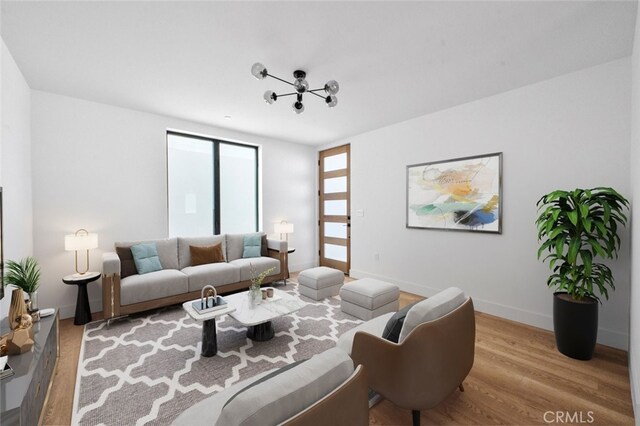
167,130,260,235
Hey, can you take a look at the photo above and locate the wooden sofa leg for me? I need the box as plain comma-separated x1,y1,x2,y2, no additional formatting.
412,410,421,426
459,383,465,392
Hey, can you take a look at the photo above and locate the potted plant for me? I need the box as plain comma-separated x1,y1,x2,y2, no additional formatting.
248,264,275,307
4,257,41,312
536,187,628,360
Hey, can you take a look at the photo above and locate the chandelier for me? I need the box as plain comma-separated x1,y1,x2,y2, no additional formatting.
251,63,339,114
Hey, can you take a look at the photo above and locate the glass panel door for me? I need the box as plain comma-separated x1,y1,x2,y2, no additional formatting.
319,144,350,274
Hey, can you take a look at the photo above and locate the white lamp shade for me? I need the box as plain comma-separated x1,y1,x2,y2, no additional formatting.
274,222,294,234
65,233,98,251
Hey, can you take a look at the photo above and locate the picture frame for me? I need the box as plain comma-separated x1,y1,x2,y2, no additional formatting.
406,152,502,233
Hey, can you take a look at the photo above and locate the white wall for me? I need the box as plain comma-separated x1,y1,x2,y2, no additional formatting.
332,58,631,350
1,41,33,261
1,40,34,317
31,91,316,319
628,3,640,421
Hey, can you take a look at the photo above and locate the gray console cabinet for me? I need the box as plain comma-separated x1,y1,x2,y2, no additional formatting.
0,310,59,425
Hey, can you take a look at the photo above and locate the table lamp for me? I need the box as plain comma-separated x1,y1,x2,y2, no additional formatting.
274,220,294,242
65,229,98,276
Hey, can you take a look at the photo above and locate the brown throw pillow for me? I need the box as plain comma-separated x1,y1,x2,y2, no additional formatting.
190,243,225,266
261,234,268,257
116,246,138,279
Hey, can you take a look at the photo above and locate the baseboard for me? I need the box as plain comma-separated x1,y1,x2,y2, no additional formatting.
630,355,640,426
57,299,103,320
350,269,629,350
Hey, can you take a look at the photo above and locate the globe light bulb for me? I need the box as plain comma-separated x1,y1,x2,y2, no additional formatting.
292,101,305,114
294,78,309,93
263,91,277,104
324,80,339,95
326,95,338,108
251,63,267,80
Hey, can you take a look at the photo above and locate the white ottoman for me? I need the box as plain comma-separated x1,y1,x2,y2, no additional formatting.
340,278,400,320
298,267,345,300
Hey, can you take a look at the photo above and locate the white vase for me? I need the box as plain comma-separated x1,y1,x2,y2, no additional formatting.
249,287,262,308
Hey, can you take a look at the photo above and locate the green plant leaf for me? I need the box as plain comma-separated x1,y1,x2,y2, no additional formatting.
603,202,611,224
580,250,592,276
4,257,41,293
567,237,580,264
555,238,564,258
567,210,578,226
580,203,589,219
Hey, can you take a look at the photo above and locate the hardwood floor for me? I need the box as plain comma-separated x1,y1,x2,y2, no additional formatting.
42,278,634,426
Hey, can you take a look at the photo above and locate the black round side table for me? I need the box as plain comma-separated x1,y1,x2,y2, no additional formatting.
63,272,101,325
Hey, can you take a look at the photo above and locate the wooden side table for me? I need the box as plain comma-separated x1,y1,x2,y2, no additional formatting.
63,272,101,325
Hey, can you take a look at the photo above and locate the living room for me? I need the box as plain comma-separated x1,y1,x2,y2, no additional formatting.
1,1,640,425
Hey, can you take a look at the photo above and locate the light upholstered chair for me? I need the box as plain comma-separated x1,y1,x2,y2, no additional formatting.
337,287,475,426
172,347,369,426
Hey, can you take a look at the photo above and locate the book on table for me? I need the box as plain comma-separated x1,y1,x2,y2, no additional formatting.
191,296,228,314
0,358,14,380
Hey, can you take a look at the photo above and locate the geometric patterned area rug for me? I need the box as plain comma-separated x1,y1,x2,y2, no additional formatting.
72,282,362,426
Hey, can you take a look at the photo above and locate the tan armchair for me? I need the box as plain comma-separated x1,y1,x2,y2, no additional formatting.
350,295,475,426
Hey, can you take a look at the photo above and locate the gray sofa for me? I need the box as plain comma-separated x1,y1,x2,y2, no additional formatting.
172,347,369,426
101,233,287,318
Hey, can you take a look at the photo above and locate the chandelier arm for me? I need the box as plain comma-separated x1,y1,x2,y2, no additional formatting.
275,92,298,98
266,73,295,87
307,88,327,93
307,90,326,100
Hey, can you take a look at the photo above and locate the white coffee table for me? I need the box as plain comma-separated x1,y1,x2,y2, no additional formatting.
183,299,236,357
224,288,305,341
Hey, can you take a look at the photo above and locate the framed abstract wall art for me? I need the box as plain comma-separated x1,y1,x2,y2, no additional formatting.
406,152,502,233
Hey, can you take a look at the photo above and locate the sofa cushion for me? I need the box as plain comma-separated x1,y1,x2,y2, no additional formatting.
115,246,138,279
242,234,262,258
337,312,394,355
398,287,467,343
223,360,306,408
229,257,280,281
226,233,265,262
120,269,188,306
190,244,225,266
172,369,276,426
115,238,179,270
182,263,241,293
178,236,226,269
130,243,163,275
214,347,353,426
382,302,419,343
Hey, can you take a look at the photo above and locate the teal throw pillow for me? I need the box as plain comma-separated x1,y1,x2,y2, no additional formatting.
242,234,262,258
130,243,163,274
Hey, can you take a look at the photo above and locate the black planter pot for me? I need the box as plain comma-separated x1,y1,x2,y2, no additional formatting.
553,292,598,360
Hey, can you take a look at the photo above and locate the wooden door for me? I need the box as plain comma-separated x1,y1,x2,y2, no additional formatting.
319,144,350,274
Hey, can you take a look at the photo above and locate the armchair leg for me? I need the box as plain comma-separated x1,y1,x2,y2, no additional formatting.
459,383,465,392
412,410,421,426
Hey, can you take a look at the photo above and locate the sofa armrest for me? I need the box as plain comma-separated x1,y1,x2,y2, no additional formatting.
102,252,122,319
267,238,288,253
285,365,369,426
103,252,121,276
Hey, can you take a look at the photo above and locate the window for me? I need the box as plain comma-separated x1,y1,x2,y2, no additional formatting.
167,132,258,236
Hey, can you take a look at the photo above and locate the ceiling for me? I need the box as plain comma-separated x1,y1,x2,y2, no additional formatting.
2,1,637,146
